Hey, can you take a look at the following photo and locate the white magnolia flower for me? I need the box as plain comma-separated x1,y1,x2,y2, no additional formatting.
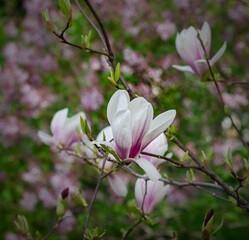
135,178,169,215
102,90,176,181
173,21,226,75
38,108,86,149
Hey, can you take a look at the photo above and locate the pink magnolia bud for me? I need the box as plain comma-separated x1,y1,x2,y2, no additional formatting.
173,22,226,76
135,178,169,215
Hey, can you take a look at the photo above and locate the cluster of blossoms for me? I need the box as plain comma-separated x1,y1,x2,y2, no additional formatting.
39,89,176,214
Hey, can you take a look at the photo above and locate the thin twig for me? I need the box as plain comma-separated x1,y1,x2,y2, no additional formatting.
141,151,199,169
75,0,136,99
83,156,108,240
75,0,108,51
169,134,249,212
207,78,249,86
121,218,142,240
41,218,63,240
196,30,249,151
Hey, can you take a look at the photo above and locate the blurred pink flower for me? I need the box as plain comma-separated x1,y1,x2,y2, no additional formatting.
173,22,226,75
19,191,38,211
38,108,87,149
135,178,169,215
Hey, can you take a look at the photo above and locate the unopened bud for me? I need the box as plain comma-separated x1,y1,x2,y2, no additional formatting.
61,187,69,200
204,209,214,227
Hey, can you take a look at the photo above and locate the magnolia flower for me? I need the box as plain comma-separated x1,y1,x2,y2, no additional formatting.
141,133,172,167
173,21,226,75
104,90,176,181
96,126,128,197
38,108,86,149
135,178,169,215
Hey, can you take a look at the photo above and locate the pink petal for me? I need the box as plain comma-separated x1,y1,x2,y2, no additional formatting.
128,97,153,158
172,65,195,74
142,110,176,150
107,90,130,125
38,131,53,145
50,108,68,141
210,42,227,66
133,158,161,181
112,109,132,160
108,174,128,197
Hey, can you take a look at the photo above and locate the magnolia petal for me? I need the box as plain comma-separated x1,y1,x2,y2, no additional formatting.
200,21,211,57
62,112,86,146
133,158,161,181
108,174,128,197
172,65,195,74
112,109,132,160
142,110,176,150
107,90,130,125
38,131,53,145
96,126,113,142
194,59,209,76
128,98,153,158
210,41,227,66
50,108,68,140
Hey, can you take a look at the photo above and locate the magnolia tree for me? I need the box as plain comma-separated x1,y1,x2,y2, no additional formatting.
12,0,249,240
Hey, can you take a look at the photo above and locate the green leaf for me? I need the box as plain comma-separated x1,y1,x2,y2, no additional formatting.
109,67,115,80
87,30,92,48
41,9,50,22
128,205,141,216
115,63,121,82
212,218,224,235
58,0,71,17
80,116,86,135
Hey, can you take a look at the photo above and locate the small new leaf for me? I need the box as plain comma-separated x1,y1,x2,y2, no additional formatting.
115,63,121,82
58,0,71,17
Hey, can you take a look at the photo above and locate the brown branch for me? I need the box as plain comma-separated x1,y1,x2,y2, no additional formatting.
170,134,249,212
196,30,249,151
141,151,199,169
41,218,63,240
83,156,108,240
75,0,136,99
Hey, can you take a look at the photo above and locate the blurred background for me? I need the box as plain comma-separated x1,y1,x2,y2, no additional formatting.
0,0,249,239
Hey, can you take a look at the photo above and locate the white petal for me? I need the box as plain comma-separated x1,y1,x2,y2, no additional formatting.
200,21,211,57
133,158,161,181
108,174,128,197
112,109,132,160
142,110,176,150
107,90,130,125
61,112,87,146
96,126,113,142
50,108,68,139
210,41,227,66
172,65,195,74
38,131,53,145
194,59,209,75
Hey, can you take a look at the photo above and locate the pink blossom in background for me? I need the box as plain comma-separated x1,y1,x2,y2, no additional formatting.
19,191,38,211
135,178,169,215
80,87,104,111
167,186,187,206
222,93,248,109
38,187,57,208
173,22,226,75
58,211,77,233
155,19,176,41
